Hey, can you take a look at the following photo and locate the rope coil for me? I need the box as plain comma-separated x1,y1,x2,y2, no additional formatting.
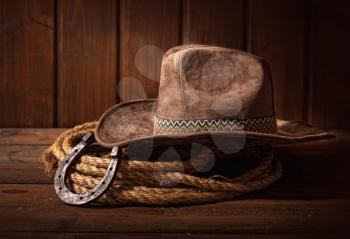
42,122,282,205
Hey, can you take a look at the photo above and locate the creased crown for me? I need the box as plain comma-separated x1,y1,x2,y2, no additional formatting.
154,45,277,135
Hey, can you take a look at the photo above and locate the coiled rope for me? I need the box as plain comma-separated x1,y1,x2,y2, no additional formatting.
42,122,282,206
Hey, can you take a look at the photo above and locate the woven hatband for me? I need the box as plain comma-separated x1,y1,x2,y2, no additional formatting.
154,115,277,135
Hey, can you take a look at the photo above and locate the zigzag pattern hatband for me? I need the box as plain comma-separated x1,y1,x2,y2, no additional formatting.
154,115,278,135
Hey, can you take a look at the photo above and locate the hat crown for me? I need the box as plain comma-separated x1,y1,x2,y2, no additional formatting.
156,45,276,134
94,44,331,147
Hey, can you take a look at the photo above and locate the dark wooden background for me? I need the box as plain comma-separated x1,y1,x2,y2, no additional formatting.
0,0,349,129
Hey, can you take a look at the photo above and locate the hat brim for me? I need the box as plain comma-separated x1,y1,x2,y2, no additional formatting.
95,99,334,148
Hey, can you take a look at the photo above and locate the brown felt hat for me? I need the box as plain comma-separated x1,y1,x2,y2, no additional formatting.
95,45,333,148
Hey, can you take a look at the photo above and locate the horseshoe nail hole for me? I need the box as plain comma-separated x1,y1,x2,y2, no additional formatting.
91,192,95,195
65,160,69,163
102,181,105,185
59,187,62,190
80,196,83,200
109,167,113,171
58,175,61,178
74,149,78,153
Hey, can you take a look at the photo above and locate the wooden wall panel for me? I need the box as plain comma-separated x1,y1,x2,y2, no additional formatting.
57,0,117,127
119,0,179,101
309,0,350,130
0,0,54,127
247,0,306,121
0,0,349,129
183,0,244,49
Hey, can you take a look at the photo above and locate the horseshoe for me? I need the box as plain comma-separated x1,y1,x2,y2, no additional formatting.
54,133,121,205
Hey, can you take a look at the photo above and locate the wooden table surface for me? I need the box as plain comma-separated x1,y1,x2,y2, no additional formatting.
0,128,349,238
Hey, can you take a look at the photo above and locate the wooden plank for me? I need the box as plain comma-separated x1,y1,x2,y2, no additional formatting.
0,130,349,184
0,145,49,184
0,0,54,127
119,0,179,100
1,135,350,193
0,233,346,239
0,184,349,234
57,0,117,127
183,0,244,49
0,128,65,145
247,0,306,121
309,0,350,130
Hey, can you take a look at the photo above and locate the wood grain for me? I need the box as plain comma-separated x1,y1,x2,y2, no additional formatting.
0,184,349,234
0,129,349,185
0,0,349,129
119,0,179,100
0,129,349,236
0,0,54,127
0,145,49,184
247,0,307,121
57,0,117,127
1,233,347,239
183,0,244,49
0,128,64,145
309,0,350,130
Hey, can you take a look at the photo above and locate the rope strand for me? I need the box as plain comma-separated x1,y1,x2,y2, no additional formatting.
42,122,282,205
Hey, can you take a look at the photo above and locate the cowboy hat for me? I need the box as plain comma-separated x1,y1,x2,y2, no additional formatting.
53,45,334,205
95,45,332,148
